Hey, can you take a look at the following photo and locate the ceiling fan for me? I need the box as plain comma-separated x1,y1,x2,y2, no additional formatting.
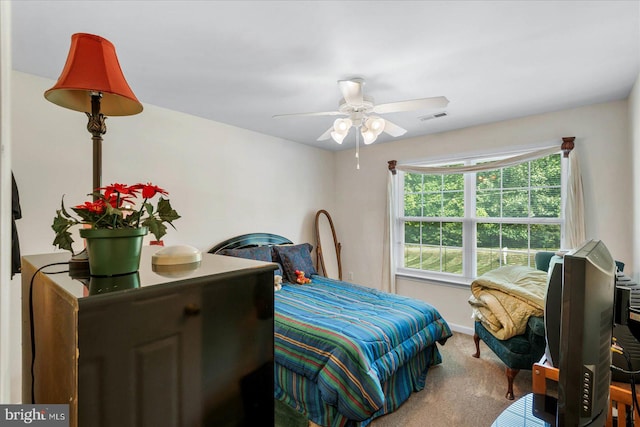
273,77,449,145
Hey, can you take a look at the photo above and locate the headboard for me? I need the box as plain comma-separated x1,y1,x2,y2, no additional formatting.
209,233,293,254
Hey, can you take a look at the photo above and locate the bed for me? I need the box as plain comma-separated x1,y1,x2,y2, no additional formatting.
210,233,452,427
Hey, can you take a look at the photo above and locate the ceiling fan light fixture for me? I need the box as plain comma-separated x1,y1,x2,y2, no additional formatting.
367,116,385,134
361,128,377,145
333,118,352,132
331,118,352,144
366,117,385,136
331,131,347,144
361,116,385,144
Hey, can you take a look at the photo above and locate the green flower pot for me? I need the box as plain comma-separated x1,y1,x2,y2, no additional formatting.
80,227,148,277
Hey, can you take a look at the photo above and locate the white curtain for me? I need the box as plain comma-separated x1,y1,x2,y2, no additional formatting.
382,144,584,293
564,148,586,248
382,172,397,293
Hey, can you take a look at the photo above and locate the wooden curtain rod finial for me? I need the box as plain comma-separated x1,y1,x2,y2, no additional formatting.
388,160,397,175
561,137,575,158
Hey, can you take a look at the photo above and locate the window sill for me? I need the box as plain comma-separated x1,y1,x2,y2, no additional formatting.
395,269,473,289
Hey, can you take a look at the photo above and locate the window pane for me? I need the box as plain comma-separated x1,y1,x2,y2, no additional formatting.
531,224,561,250
421,222,440,246
477,223,500,249
444,174,463,191
404,173,423,193
423,175,442,192
443,246,463,274
404,244,420,269
476,190,500,217
405,221,421,244
477,248,503,276
442,222,463,247
421,245,441,271
503,163,528,188
531,187,561,217
423,193,443,217
501,223,529,249
502,189,529,217
501,248,530,267
531,155,561,187
442,191,463,217
477,169,501,189
404,193,422,217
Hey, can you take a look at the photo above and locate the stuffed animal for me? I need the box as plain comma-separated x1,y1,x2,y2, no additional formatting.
295,270,311,284
274,275,283,291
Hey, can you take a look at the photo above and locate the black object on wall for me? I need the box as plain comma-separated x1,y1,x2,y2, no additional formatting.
12,172,21,278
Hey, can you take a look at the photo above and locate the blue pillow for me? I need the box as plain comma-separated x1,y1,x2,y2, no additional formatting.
218,246,282,276
219,246,271,262
273,243,317,283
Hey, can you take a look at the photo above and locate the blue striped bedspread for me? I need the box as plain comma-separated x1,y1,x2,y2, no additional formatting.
274,275,452,421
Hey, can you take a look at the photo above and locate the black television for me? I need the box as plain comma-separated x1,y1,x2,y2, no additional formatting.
535,239,616,427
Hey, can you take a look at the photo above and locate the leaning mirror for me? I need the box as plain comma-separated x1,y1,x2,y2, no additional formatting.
315,210,342,280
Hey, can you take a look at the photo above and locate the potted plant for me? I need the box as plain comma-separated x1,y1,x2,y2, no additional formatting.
52,183,181,276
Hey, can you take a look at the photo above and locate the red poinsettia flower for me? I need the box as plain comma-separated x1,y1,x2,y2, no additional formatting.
141,183,169,199
74,200,106,214
104,194,135,208
101,183,140,199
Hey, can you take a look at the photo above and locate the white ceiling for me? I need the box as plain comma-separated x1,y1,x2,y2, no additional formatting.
10,1,640,151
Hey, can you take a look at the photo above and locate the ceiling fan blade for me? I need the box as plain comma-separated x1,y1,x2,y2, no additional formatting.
273,111,343,119
382,119,407,137
317,126,333,141
338,79,364,106
373,96,449,114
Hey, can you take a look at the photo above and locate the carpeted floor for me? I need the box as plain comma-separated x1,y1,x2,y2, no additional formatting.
369,332,533,427
275,332,534,427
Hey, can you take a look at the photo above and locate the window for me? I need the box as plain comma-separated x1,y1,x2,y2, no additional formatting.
397,152,563,282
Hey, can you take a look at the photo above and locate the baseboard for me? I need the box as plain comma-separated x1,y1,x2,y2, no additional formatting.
448,322,473,336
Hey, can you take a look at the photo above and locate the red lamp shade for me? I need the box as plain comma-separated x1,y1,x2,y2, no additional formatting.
44,33,143,116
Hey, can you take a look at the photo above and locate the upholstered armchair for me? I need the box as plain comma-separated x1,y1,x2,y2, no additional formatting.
471,252,553,400
472,313,546,400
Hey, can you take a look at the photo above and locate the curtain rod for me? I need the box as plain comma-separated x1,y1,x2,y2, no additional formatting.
388,137,575,174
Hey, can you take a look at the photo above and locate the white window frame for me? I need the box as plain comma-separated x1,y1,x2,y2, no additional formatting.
394,149,567,286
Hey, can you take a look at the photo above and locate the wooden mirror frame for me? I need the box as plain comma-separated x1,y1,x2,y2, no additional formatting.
315,209,342,280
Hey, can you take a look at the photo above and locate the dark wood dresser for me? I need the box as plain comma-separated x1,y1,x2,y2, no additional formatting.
22,247,276,427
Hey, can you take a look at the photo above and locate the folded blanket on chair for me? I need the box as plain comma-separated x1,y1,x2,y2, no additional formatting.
468,265,548,340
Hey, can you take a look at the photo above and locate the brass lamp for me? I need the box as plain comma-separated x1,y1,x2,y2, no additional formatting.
44,33,143,198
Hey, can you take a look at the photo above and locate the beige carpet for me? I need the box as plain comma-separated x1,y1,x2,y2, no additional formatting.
367,332,534,427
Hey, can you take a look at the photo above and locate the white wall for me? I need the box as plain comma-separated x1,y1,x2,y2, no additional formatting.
631,73,640,283
12,71,336,254
333,99,633,332
9,71,336,402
